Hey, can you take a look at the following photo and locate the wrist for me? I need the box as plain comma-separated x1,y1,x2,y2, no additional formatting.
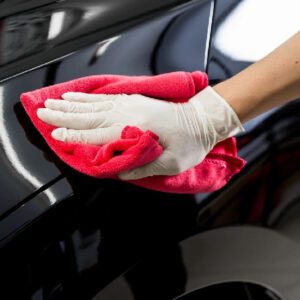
189,86,245,143
212,79,246,122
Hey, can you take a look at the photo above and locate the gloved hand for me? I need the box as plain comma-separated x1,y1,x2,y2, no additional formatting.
37,86,245,180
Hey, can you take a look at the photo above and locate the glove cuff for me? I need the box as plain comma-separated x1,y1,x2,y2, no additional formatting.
189,86,245,143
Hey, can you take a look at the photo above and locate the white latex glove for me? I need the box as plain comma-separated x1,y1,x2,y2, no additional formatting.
37,86,245,180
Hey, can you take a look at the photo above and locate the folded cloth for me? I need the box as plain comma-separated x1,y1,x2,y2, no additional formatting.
20,71,246,194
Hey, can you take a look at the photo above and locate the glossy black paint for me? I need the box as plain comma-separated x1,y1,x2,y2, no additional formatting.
1,0,300,299
0,0,213,298
0,0,211,218
0,0,204,81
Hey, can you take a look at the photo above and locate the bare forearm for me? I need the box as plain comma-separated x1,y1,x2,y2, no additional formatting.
213,31,300,123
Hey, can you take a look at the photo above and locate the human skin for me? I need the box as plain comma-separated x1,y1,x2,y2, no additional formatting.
213,31,300,123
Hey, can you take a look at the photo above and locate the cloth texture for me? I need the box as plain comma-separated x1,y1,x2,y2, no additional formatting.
20,71,246,194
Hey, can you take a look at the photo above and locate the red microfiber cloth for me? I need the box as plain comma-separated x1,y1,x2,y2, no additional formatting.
20,71,246,194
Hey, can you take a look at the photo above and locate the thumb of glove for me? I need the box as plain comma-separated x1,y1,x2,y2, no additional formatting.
118,151,178,180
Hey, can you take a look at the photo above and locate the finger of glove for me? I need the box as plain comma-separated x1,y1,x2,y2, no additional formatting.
51,126,123,144
118,150,182,180
62,92,118,103
37,108,112,129
44,99,113,113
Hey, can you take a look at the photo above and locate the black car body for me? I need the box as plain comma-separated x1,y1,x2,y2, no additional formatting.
0,0,299,299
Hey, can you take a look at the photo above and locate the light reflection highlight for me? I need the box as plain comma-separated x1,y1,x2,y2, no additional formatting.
47,11,66,40
0,86,57,204
214,0,300,61
95,36,120,57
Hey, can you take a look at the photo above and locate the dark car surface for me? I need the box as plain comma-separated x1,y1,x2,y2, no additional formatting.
0,0,300,299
